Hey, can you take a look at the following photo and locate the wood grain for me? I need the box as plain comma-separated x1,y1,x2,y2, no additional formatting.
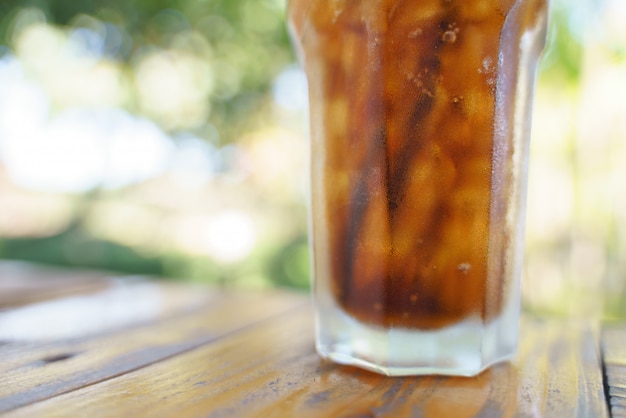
602,324,626,418
3,301,609,418
0,287,307,413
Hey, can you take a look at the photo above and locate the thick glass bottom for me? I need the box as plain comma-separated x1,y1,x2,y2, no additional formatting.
316,303,519,377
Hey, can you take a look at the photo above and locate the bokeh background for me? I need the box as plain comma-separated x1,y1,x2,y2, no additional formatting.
0,0,624,318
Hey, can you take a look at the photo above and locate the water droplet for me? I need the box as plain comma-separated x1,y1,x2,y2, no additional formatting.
332,7,343,23
452,96,464,106
421,87,435,98
479,56,495,75
442,30,457,43
458,263,471,274
409,28,423,39
482,56,493,71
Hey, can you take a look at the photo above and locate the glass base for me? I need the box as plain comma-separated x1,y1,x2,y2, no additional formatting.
316,306,518,377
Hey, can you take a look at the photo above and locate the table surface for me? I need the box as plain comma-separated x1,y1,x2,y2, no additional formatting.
0,262,624,418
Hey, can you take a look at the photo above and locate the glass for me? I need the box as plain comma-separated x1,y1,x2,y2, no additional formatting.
288,0,548,376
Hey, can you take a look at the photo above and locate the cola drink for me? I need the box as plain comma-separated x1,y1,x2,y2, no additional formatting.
289,0,548,375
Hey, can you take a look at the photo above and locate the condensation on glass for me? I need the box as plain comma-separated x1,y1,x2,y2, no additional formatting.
288,0,548,376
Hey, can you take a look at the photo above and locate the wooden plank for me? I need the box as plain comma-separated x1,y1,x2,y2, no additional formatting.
0,280,218,376
0,288,308,413
0,262,111,309
602,324,626,418
3,309,608,418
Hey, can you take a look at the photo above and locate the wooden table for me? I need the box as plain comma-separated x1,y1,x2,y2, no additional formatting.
0,262,624,417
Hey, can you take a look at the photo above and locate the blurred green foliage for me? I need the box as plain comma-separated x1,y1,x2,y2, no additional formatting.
0,0,312,287
0,0,293,144
0,223,167,275
539,2,583,83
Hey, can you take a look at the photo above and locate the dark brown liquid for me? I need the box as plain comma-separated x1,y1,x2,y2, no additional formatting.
289,0,547,329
